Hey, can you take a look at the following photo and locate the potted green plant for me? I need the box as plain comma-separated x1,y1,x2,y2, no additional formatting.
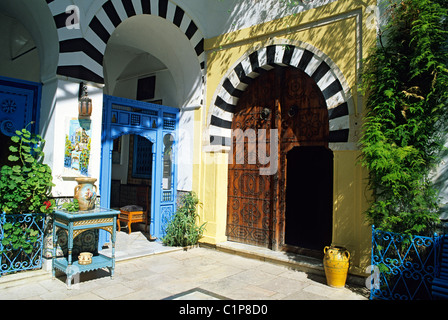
162,192,206,247
0,123,55,275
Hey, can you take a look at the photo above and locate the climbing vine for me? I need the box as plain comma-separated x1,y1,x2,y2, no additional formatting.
359,0,448,235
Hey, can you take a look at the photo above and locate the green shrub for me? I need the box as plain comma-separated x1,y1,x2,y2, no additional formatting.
162,192,206,247
359,0,448,235
0,125,55,254
0,125,55,215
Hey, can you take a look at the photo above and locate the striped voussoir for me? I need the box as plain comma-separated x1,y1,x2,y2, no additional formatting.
46,0,205,84
209,44,352,147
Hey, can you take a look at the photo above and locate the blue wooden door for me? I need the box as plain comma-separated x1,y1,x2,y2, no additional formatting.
99,95,178,249
0,76,41,167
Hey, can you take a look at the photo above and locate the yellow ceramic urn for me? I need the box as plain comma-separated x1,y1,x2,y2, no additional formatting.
323,246,350,288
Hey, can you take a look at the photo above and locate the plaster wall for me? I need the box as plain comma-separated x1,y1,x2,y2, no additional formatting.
196,0,377,276
0,14,40,83
66,0,339,39
50,79,104,198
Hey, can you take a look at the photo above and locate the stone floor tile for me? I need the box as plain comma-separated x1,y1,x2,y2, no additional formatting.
114,261,144,275
119,268,157,281
302,283,345,298
219,255,265,270
257,262,292,276
149,262,187,276
257,275,308,296
65,292,103,300
225,284,277,300
91,283,135,299
39,289,72,300
278,269,310,282
0,283,49,300
117,287,173,300
199,278,247,298
0,238,369,301
227,268,277,286
282,289,331,300
199,264,245,282
156,277,198,295
30,277,67,292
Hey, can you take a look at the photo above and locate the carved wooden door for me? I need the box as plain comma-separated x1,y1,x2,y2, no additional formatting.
226,66,330,251
226,70,278,248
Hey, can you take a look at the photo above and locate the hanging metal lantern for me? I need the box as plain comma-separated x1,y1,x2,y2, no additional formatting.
78,82,92,117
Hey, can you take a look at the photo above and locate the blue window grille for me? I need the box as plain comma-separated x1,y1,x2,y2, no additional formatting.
370,225,442,300
0,213,46,276
130,114,140,126
163,119,176,130
162,191,173,202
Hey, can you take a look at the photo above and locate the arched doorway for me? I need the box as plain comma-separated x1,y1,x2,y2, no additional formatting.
102,12,202,195
226,66,333,255
100,95,179,247
99,13,196,246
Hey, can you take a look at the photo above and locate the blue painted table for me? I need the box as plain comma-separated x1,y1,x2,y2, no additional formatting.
52,207,119,289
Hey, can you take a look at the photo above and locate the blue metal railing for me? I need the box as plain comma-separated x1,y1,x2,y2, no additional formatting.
0,213,46,276
370,225,442,300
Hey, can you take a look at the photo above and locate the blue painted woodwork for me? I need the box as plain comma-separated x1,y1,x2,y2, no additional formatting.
48,196,102,259
100,95,178,247
132,135,153,179
432,235,448,299
0,213,46,276
52,207,119,289
0,76,41,136
370,226,441,300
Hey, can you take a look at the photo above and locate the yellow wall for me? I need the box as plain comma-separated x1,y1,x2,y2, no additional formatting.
333,150,372,275
194,0,377,276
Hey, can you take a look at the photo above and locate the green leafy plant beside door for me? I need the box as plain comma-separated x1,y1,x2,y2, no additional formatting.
162,192,206,247
0,125,55,254
359,0,448,236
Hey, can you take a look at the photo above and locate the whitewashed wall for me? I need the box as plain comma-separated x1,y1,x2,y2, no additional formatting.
50,79,104,197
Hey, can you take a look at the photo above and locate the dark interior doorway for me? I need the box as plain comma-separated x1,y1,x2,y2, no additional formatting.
226,66,332,253
284,146,333,254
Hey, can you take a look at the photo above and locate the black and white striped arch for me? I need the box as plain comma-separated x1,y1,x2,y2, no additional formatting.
46,0,205,84
208,43,354,147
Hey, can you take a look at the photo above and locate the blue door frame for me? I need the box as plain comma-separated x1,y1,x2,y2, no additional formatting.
99,95,179,249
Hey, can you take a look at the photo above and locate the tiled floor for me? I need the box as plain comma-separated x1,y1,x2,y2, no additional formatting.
0,231,370,301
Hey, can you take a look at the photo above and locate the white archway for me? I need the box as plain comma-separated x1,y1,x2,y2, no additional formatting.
49,0,205,108
0,0,58,84
103,14,202,108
